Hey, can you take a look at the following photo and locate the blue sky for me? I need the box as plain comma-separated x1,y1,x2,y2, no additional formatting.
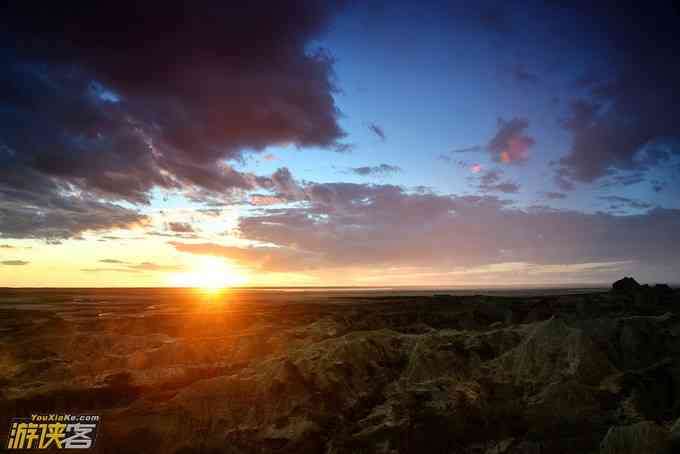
241,1,679,215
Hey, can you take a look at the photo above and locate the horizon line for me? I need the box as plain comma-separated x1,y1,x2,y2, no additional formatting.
0,283,649,290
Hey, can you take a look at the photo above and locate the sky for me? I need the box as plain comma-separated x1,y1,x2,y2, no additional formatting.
1,1,679,287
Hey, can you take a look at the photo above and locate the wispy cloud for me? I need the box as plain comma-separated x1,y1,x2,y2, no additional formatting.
598,196,653,211
99,259,127,264
350,164,402,177
167,222,195,233
477,169,520,193
1,260,29,266
367,123,386,141
451,146,483,154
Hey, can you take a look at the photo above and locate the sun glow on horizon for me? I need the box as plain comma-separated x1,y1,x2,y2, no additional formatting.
167,256,248,290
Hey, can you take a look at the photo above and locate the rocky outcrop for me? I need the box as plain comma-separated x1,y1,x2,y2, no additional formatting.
670,418,680,449
612,278,675,306
491,317,615,386
613,277,641,293
600,421,669,454
654,284,674,296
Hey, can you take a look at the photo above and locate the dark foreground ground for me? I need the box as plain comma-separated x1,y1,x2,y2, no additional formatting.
1,285,679,453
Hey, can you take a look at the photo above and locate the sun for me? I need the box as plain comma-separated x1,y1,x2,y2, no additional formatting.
167,257,248,291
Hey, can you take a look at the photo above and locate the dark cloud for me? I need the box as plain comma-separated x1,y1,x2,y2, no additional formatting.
477,170,520,194
476,2,680,189
0,1,347,239
1,260,29,266
167,170,675,276
99,259,127,264
598,196,654,211
552,2,680,188
368,123,387,141
167,222,195,233
0,245,14,249
544,192,567,200
0,187,147,240
350,164,402,176
213,177,680,280
487,118,534,164
263,167,305,201
490,182,520,194
479,170,501,186
599,172,646,189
